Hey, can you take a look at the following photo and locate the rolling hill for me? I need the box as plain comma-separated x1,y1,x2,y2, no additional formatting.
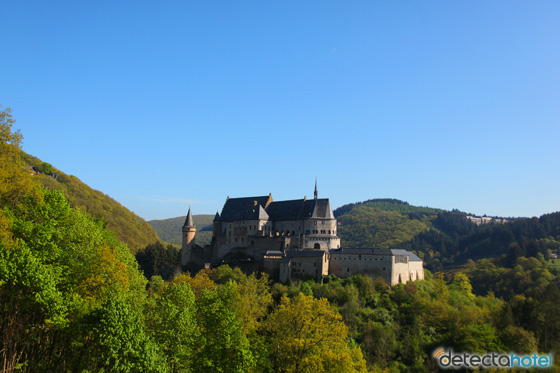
334,199,444,249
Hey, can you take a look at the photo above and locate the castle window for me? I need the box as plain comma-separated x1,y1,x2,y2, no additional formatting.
347,268,350,272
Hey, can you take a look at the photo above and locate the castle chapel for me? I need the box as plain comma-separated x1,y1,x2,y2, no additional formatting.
181,183,424,285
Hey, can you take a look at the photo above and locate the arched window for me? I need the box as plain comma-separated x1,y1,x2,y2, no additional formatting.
314,243,320,250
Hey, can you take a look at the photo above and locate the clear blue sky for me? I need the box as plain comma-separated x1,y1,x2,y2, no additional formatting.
2,1,559,220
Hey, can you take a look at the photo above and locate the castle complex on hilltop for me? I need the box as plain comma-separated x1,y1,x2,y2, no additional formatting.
181,183,424,285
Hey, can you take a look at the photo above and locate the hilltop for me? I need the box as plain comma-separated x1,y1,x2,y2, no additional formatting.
334,198,443,249
19,151,159,252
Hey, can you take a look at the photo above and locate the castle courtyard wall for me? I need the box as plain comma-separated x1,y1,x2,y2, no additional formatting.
279,253,328,283
329,252,393,284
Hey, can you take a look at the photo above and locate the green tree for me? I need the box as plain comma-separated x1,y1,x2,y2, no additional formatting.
231,273,273,335
450,272,475,301
0,106,40,208
78,293,167,372
194,283,255,372
34,162,56,175
0,106,22,146
264,293,367,372
146,282,199,372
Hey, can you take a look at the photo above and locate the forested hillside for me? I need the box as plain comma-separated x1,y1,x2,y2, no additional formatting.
18,150,159,252
335,198,560,273
393,210,560,271
3,107,560,371
149,214,214,247
335,199,443,249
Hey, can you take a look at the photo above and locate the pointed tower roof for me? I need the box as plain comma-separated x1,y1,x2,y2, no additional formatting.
213,212,220,222
314,178,318,200
184,207,195,227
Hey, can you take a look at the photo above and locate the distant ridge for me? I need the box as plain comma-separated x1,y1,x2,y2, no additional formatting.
148,214,215,247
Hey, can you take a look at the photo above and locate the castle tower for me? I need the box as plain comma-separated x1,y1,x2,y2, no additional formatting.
213,211,220,236
181,208,196,265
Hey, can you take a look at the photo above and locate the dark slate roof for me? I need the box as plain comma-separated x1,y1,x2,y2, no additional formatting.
267,198,333,221
330,248,423,261
312,199,334,219
213,212,220,222
184,208,194,227
280,250,326,263
390,249,423,262
330,248,393,255
267,199,311,221
219,196,270,221
253,205,269,220
218,195,335,222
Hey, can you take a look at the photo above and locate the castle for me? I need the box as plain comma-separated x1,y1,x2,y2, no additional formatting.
181,184,424,285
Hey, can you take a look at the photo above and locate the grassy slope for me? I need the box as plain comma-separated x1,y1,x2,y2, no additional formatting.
21,151,159,252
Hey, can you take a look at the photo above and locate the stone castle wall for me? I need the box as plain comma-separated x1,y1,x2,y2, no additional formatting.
329,252,393,284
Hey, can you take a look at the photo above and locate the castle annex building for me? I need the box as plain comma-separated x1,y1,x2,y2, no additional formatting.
181,185,424,285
